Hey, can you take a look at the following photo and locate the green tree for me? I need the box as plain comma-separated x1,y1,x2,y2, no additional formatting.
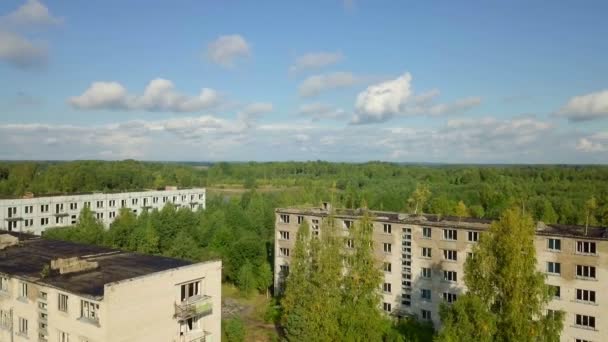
255,262,273,298
224,317,246,342
584,196,598,235
408,184,431,214
540,199,558,224
236,262,256,296
437,208,564,342
339,211,388,341
454,200,468,222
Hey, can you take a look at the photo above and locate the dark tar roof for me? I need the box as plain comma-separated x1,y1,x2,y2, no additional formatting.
0,231,192,299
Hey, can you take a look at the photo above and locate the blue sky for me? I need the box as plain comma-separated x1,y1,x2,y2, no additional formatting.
1,0,607,163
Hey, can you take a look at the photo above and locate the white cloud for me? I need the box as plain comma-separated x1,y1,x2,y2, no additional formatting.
298,72,358,97
69,78,220,112
289,51,343,74
237,102,273,126
298,103,347,121
206,34,250,68
0,0,62,27
352,72,481,124
556,90,608,122
0,30,47,69
353,73,412,123
576,138,606,153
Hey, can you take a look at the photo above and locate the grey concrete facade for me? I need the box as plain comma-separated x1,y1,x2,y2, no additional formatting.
0,188,206,235
275,206,608,342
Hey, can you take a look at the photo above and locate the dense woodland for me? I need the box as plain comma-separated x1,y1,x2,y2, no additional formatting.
1,160,608,226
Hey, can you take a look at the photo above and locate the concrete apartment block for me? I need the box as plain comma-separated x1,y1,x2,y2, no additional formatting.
0,232,221,342
275,205,608,342
0,188,206,235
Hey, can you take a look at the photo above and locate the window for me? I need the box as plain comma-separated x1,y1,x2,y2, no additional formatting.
279,265,289,277
19,282,28,298
70,202,78,210
18,317,27,336
443,249,457,261
422,227,432,238
546,262,561,275
468,231,479,242
109,211,116,219
58,293,69,312
41,204,49,213
55,203,64,213
109,200,116,207
383,224,392,234
279,214,290,223
443,229,457,241
24,219,33,227
421,309,432,321
121,199,127,207
576,265,596,279
576,289,596,303
346,239,354,249
547,238,561,251
383,283,392,293
421,289,431,301
383,262,392,272
443,292,457,303
40,217,49,226
81,300,99,322
58,331,69,342
180,316,200,335
84,201,91,208
279,248,290,257
421,267,431,279
343,220,353,229
422,247,432,258
312,219,319,230
576,241,597,255
24,205,33,214
443,270,457,282
575,314,595,329
279,231,290,240
383,243,392,253
180,280,201,302
96,213,104,220
0,310,10,328
549,285,560,299
0,277,8,292
383,302,392,313
402,294,411,306
575,339,592,342
297,216,304,224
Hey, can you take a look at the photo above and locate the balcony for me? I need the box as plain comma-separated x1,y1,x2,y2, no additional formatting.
180,330,212,342
175,295,213,320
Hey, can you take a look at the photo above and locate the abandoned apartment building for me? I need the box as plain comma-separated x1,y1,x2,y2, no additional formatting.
0,232,221,342
0,187,206,235
275,204,608,342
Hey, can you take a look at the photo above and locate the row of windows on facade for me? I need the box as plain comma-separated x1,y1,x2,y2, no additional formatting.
0,311,89,342
546,262,597,279
0,277,100,323
547,238,598,255
279,244,465,262
5,194,204,216
279,215,482,242
548,285,598,304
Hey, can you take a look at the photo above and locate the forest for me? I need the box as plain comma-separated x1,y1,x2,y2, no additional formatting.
1,160,607,226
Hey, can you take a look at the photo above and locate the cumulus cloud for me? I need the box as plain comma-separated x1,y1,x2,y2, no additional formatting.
298,72,358,97
289,51,343,74
0,0,62,27
556,90,608,122
0,30,47,69
575,131,608,153
69,78,220,112
351,72,481,124
206,34,250,68
298,103,347,121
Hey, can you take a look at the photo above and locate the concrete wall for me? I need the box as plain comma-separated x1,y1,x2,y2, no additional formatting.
0,189,206,235
104,260,222,342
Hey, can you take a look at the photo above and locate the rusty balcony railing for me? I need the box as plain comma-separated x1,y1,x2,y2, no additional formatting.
174,295,213,320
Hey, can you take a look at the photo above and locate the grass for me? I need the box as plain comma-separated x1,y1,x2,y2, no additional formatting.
222,284,280,341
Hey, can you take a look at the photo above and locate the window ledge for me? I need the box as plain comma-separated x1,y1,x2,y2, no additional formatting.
571,300,599,306
0,290,9,298
575,277,598,282
546,273,561,277
17,296,29,303
78,317,101,327
546,249,561,253
571,325,597,331
574,253,598,257
15,332,28,339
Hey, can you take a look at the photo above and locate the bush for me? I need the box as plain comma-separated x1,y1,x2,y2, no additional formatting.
224,317,246,342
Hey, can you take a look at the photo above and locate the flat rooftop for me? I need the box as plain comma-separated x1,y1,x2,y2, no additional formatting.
0,231,193,299
0,187,205,200
276,206,608,240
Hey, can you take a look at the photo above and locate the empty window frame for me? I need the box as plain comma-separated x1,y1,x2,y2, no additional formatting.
180,280,202,302
443,270,457,282
575,314,595,329
383,302,392,312
443,292,457,303
297,216,304,224
549,285,560,299
279,214,290,224
279,248,290,257
422,227,432,239
443,249,457,261
421,309,432,321
547,238,561,251
279,231,290,240
546,262,561,275
576,241,597,255
576,289,596,303
422,247,432,258
58,293,68,312
383,243,392,253
421,267,431,278
443,229,457,241
383,283,392,293
576,265,596,279
421,289,431,301
467,231,479,242
80,300,99,322
343,220,353,229
383,262,392,272
383,224,392,234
